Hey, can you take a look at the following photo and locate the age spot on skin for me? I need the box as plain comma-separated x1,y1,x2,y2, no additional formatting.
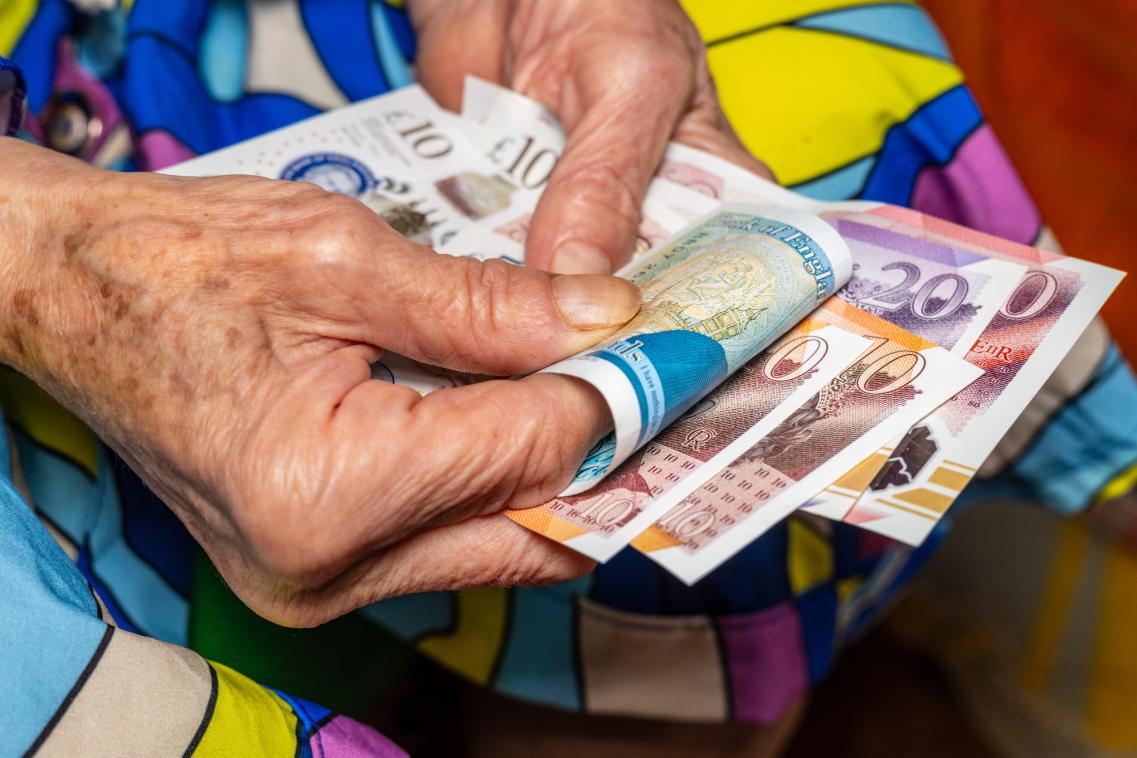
12,289,39,327
201,274,231,292
226,326,242,349
112,294,129,320
61,221,93,259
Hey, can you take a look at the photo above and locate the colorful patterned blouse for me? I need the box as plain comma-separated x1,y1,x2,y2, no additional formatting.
3,2,1136,755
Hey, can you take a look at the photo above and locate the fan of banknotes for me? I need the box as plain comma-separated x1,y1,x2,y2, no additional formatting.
167,77,1124,585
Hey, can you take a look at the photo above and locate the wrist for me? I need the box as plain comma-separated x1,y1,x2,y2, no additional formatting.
0,138,117,382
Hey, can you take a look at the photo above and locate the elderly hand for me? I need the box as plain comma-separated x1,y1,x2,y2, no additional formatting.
0,138,640,626
411,0,774,274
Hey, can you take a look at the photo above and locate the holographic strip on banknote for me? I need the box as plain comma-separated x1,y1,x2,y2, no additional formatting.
541,205,853,496
507,314,868,561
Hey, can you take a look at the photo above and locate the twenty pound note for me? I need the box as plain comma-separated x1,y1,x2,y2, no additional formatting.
541,205,853,496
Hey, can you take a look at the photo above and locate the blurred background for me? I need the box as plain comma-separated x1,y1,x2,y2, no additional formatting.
926,0,1137,356
785,3,1137,755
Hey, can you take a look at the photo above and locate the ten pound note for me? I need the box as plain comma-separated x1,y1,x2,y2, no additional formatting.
537,205,853,496
509,314,869,561
632,298,983,584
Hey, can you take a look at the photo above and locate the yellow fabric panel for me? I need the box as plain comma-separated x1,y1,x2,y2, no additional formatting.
1097,461,1137,502
787,518,832,594
0,369,98,477
1018,523,1088,695
680,0,913,44
193,662,298,757
417,587,508,684
0,0,37,57
836,576,861,604
1086,544,1137,750
704,27,962,185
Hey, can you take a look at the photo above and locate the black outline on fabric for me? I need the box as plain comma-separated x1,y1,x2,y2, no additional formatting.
77,533,148,638
709,619,737,721
108,457,192,600
87,584,109,624
703,1,921,49
181,664,219,758
569,597,588,712
875,103,986,201
23,625,115,757
309,711,337,758
1008,346,1128,478
5,417,96,483
791,152,878,197
9,425,192,620
402,591,460,646
292,713,307,758
785,20,952,62
485,588,516,688
796,83,984,200
13,484,147,634
294,0,389,97
126,29,199,66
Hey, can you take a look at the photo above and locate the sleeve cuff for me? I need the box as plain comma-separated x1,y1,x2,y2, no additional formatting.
0,58,27,137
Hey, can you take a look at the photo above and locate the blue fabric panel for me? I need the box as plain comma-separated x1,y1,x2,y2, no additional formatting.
127,0,210,54
376,0,417,61
9,0,72,112
360,591,456,641
113,458,195,599
271,688,332,736
791,155,875,201
1013,345,1137,512
0,411,108,756
493,584,587,710
794,584,836,683
860,85,983,205
301,0,388,101
120,35,319,154
793,5,950,60
369,0,414,88
198,0,248,103
86,462,189,644
591,523,792,615
13,430,98,545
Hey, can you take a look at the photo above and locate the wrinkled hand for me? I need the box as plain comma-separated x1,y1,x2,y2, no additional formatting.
0,139,641,626
412,0,774,274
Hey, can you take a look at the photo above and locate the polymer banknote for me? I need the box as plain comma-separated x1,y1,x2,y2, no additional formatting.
542,205,853,496
508,314,869,561
796,213,1027,519
837,207,1124,544
166,85,533,249
632,298,983,584
461,75,564,193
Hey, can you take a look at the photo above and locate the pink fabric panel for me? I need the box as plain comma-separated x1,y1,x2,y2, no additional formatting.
137,129,196,171
716,602,808,723
912,124,1041,245
310,715,407,758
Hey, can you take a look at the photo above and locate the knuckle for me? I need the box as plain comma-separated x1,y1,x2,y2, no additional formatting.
420,257,522,369
560,163,641,229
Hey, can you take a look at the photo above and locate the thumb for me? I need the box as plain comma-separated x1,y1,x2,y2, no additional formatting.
524,90,685,274
363,244,641,375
